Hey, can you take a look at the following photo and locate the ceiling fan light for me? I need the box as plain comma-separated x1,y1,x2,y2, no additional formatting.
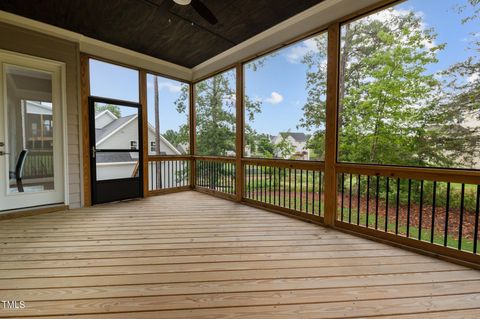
173,0,191,5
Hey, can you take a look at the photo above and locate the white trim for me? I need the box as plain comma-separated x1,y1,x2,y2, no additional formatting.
0,49,67,210
0,10,192,81
95,109,118,120
96,114,138,146
192,0,385,80
146,123,181,155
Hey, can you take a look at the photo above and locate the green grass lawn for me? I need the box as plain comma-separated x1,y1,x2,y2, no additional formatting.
339,208,477,253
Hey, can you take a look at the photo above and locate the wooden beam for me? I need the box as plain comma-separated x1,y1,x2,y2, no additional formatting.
189,83,196,189
242,158,325,170
236,63,244,201
323,23,341,227
336,163,480,185
80,53,91,207
139,70,149,197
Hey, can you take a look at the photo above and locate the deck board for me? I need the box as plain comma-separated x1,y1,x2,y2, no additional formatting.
0,191,479,318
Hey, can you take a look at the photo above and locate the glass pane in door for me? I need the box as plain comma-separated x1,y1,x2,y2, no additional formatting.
5,65,55,193
94,102,139,150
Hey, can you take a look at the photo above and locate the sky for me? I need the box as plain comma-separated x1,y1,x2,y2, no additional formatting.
89,0,479,136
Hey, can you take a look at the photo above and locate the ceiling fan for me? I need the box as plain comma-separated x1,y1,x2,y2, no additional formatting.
173,0,218,25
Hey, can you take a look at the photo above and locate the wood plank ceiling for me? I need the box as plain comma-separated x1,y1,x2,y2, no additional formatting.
0,0,326,68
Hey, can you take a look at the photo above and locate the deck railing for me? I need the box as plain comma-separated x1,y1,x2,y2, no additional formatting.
23,151,54,179
195,156,236,198
243,159,324,222
336,164,480,261
144,154,479,264
147,156,191,194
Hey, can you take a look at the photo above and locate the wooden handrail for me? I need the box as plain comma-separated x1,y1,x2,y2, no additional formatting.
148,155,192,161
242,158,325,170
195,156,236,163
336,163,480,185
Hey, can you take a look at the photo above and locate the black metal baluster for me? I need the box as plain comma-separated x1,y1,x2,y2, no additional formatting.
418,180,424,241
305,171,309,213
385,177,389,232
264,166,267,202
357,175,361,225
255,165,258,201
283,168,286,208
474,185,479,254
289,168,292,209
273,167,277,205
319,171,322,216
375,176,380,230
444,182,451,247
395,178,400,235
341,173,345,221
269,166,272,204
407,179,412,237
300,170,303,212
294,169,297,210
458,184,465,250
366,176,370,227
312,171,316,215
431,181,437,244
278,168,281,207
349,174,353,223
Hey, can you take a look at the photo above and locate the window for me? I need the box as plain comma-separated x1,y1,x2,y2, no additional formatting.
89,59,139,102
195,68,236,156
130,141,137,150
338,0,480,169
244,32,328,161
146,74,189,155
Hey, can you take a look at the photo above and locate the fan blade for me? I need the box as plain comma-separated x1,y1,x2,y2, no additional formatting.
191,0,218,25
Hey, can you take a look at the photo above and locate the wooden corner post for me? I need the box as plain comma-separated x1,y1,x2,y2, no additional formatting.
189,83,196,189
324,23,341,226
139,70,149,197
235,63,245,202
80,54,92,207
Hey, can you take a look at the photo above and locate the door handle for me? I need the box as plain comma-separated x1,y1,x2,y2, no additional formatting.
91,146,96,159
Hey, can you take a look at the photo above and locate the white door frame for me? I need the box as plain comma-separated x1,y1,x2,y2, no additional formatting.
0,49,68,211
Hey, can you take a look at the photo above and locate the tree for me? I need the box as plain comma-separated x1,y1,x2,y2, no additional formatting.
175,70,261,156
95,104,121,118
297,33,328,160
274,135,295,159
300,8,451,167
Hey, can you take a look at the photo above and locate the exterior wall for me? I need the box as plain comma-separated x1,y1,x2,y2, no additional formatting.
0,22,81,208
97,119,138,150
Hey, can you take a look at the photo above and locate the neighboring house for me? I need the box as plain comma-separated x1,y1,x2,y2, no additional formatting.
457,111,480,168
95,110,180,183
271,132,310,160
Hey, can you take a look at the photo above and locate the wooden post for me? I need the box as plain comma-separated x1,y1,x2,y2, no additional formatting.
189,83,196,189
139,70,149,197
235,63,244,202
323,23,341,226
80,54,91,207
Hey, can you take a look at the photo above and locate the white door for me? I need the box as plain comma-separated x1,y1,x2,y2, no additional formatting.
0,50,65,211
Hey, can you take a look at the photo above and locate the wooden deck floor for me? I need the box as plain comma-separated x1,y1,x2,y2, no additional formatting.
0,191,479,318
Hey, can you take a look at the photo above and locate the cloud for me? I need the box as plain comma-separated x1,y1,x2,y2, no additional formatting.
285,38,318,64
264,91,284,105
468,73,479,83
158,82,182,93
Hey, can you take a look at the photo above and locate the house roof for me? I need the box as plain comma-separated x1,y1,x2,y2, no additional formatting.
279,132,308,143
0,0,325,68
96,152,138,163
95,114,137,143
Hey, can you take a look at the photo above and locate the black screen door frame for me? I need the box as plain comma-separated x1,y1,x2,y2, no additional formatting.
88,96,143,205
